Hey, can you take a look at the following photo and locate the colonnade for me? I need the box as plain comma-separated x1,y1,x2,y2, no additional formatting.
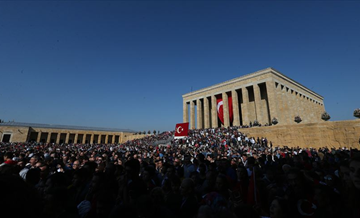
183,81,276,129
31,131,122,144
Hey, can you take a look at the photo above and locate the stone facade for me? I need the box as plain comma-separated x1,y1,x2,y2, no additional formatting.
182,68,325,128
241,120,360,149
0,123,145,143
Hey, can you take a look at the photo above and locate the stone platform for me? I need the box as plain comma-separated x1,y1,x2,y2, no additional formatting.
240,120,360,149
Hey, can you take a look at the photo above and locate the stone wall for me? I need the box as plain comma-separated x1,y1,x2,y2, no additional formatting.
0,126,30,142
240,120,360,149
0,126,147,144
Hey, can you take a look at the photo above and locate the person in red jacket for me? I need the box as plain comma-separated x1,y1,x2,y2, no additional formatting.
0,152,17,167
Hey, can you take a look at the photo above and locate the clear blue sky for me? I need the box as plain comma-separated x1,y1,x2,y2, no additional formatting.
0,1,359,132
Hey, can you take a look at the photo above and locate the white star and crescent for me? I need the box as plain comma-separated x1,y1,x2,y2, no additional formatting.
176,126,184,134
217,100,223,113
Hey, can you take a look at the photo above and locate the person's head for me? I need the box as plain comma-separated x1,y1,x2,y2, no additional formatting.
287,168,305,190
26,168,41,187
216,174,229,192
90,172,105,194
174,158,181,166
236,165,248,181
96,190,115,218
166,165,175,178
199,163,206,175
269,197,289,218
4,152,13,161
72,168,90,188
313,185,334,208
125,159,141,179
180,178,195,197
184,155,191,165
150,187,165,206
323,174,335,187
266,169,275,181
241,154,248,162
142,166,155,182
339,161,352,187
29,155,39,166
197,153,205,163
43,187,68,216
349,157,360,190
72,160,80,170
155,159,163,168
282,164,291,174
44,173,68,195
171,175,181,193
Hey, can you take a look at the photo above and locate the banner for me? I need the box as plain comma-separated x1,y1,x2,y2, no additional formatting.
174,122,189,139
216,95,233,124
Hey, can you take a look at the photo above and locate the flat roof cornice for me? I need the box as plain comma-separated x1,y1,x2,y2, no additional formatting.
182,67,323,100
0,122,135,133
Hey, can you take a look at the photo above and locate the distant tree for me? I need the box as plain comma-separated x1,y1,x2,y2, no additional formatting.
294,115,302,123
143,131,146,135
321,111,331,121
148,130,151,134
153,130,156,135
354,108,360,119
271,117,278,125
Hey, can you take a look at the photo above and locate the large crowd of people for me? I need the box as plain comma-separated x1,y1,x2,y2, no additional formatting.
0,126,359,218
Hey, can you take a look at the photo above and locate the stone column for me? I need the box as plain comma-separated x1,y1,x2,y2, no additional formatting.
65,133,70,144
306,97,312,123
285,87,292,125
222,92,230,127
280,85,289,124
36,132,42,143
112,135,115,144
56,133,61,144
301,96,306,123
241,88,250,125
74,134,78,144
183,100,189,123
204,97,210,128
265,80,278,124
82,134,87,144
90,134,94,144
293,91,299,121
253,83,264,125
105,135,109,144
190,101,195,129
211,95,218,128
311,100,316,122
196,99,203,129
98,135,102,144
232,90,240,126
46,132,51,143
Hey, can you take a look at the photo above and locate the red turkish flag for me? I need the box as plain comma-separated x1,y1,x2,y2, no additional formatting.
217,95,233,124
174,123,189,139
